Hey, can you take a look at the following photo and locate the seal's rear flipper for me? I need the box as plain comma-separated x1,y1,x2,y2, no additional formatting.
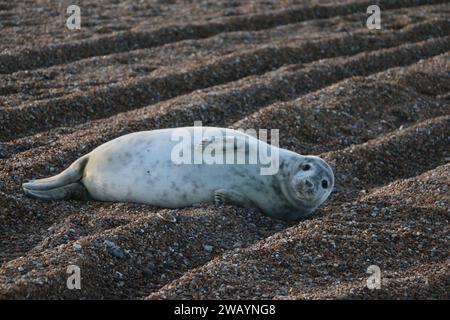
23,182,89,201
22,154,90,200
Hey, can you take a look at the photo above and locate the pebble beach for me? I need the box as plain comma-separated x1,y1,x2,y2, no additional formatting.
0,0,449,299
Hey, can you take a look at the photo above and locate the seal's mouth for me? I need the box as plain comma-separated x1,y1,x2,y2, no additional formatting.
292,180,318,200
297,188,316,199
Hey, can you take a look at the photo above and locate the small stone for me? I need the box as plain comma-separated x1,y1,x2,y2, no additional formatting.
111,249,125,259
104,240,117,248
143,267,154,277
91,239,101,247
103,240,125,258
203,245,213,252
73,243,82,251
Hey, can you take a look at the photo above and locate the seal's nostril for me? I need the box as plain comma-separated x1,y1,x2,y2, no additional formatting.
304,179,314,189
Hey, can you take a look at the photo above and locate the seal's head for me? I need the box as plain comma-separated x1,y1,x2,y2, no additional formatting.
281,155,334,217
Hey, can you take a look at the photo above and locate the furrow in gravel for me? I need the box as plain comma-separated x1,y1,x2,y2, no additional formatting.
1,36,449,188
0,116,447,298
4,45,449,161
2,0,449,301
0,200,295,298
146,161,449,299
1,3,447,105
1,19,449,141
321,115,449,202
1,0,447,74
2,53,448,272
232,52,450,154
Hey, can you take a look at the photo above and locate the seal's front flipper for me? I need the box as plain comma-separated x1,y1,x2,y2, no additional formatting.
214,189,254,208
197,136,249,154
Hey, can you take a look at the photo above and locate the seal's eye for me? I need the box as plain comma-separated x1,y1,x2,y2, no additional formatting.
321,180,328,189
302,164,311,171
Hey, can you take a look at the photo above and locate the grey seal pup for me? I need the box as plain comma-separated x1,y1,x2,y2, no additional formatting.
22,127,334,220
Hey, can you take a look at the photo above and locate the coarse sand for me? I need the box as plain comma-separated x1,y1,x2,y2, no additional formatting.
0,0,449,299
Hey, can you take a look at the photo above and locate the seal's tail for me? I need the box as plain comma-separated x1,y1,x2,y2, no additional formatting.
22,155,90,200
